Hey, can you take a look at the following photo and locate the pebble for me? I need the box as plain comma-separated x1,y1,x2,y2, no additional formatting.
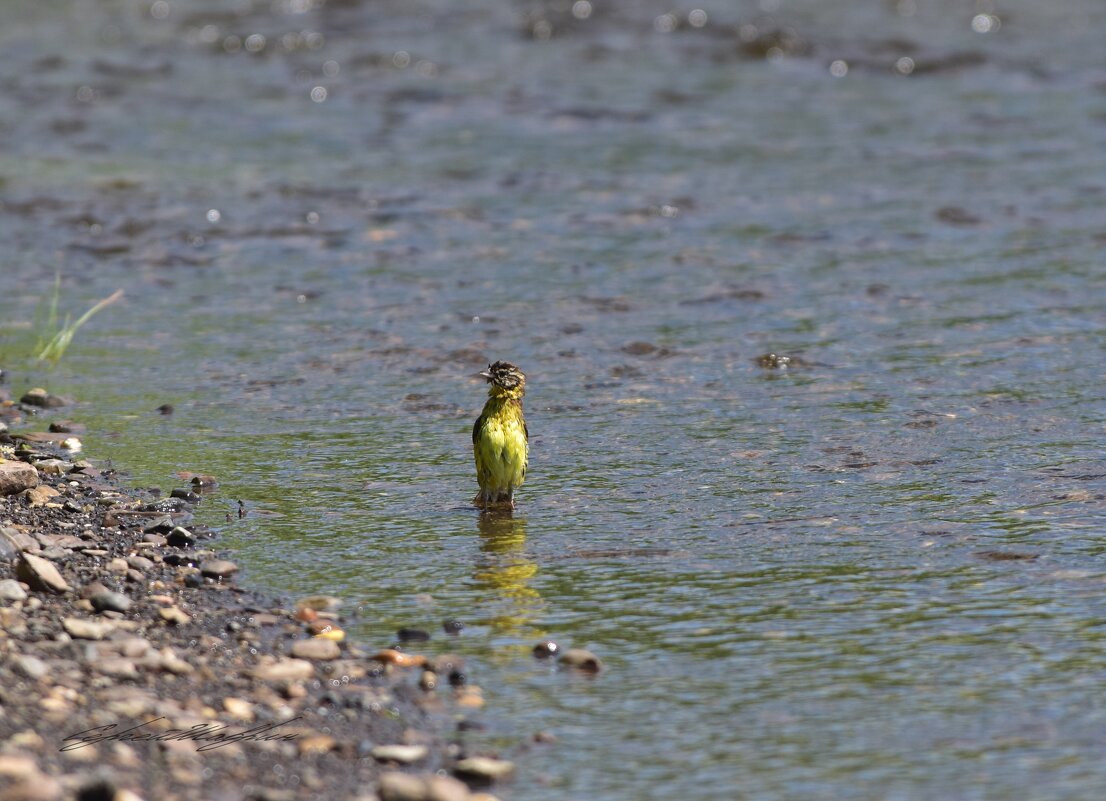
532,640,559,658
378,772,429,801
372,649,427,668
0,460,39,495
126,555,154,571
298,733,338,755
0,578,29,601
169,488,201,502
62,617,115,640
223,697,255,722
250,658,316,681
427,653,464,674
24,484,60,506
442,619,465,635
558,648,602,672
307,620,345,640
295,594,342,612
454,756,515,781
166,527,195,547
20,387,67,408
419,670,438,691
291,638,341,660
33,458,70,476
106,558,129,573
158,606,191,625
371,744,429,764
16,553,70,594
200,559,238,578
90,589,133,614
398,626,431,642
3,527,40,554
14,654,49,680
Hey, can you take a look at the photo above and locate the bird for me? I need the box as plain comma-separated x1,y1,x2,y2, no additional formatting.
472,361,528,510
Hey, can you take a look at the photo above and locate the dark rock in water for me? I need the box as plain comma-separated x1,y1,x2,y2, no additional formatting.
0,461,39,496
756,353,794,369
397,627,430,642
170,488,201,502
559,648,602,672
20,387,68,408
156,403,174,415
183,572,204,588
76,777,118,801
532,640,559,659
49,420,86,433
167,527,196,547
442,619,465,635
142,532,167,546
448,669,466,687
90,588,133,614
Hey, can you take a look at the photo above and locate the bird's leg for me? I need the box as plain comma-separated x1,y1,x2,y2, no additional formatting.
506,487,515,511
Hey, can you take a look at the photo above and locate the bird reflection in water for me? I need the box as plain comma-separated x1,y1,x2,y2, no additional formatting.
474,512,544,638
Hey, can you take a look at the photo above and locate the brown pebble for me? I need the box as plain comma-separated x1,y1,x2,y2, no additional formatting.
16,553,70,594
558,648,602,672
0,461,40,496
200,559,238,578
158,606,191,625
291,638,341,660
372,649,427,668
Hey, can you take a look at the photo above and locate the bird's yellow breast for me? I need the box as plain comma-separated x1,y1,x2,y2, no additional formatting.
473,397,528,495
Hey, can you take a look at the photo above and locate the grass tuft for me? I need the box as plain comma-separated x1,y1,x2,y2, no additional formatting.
35,278,124,365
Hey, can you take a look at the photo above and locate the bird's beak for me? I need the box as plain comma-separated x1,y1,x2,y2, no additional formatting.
477,370,493,381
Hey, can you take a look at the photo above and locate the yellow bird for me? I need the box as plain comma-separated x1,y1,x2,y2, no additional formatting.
472,361,528,510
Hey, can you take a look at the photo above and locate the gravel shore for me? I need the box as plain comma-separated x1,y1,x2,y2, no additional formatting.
0,386,510,801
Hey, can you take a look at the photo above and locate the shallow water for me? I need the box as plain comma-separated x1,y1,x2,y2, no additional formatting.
3,1,1106,798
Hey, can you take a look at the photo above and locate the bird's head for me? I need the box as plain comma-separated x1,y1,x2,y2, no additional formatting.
479,361,526,398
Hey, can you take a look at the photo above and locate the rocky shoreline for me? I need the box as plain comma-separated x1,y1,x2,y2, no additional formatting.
0,385,510,801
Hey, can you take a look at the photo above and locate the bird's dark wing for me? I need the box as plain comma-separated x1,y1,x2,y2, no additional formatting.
472,415,483,445
523,420,529,442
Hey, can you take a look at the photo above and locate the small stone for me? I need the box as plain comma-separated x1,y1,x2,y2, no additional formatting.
33,458,70,476
14,654,49,680
200,559,238,578
454,757,515,781
0,578,28,601
419,670,438,691
442,619,465,635
223,697,255,722
469,794,504,801
558,648,602,672
0,460,39,495
378,772,428,801
307,620,345,640
291,638,341,660
141,533,167,546
91,589,133,614
16,552,70,593
295,595,342,612
170,488,201,502
126,555,154,571
298,733,338,755
425,776,472,801
63,617,115,640
373,649,427,668
372,744,428,764
107,558,129,573
250,658,315,681
24,484,60,506
20,387,67,408
49,420,85,433
532,640,559,658
158,606,191,625
61,437,82,451
166,527,195,547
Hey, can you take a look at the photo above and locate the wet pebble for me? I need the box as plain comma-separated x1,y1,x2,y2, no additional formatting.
126,555,154,571
532,640,559,659
200,559,238,578
20,387,67,408
373,649,428,668
169,488,201,502
24,484,60,506
166,527,195,547
419,670,438,691
442,618,465,635
558,648,602,672
16,553,70,594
